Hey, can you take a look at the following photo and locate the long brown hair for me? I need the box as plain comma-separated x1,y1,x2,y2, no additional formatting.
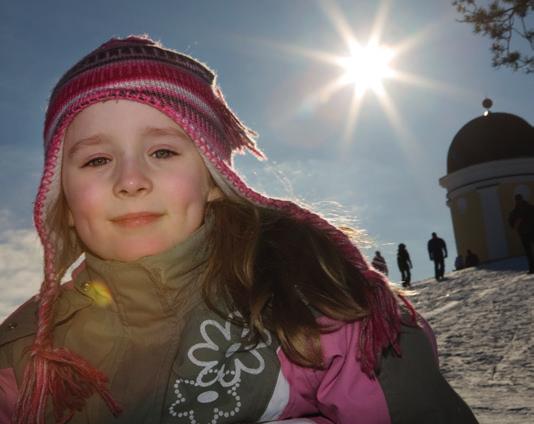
27,182,405,423
201,197,373,368
45,193,83,279
45,181,399,373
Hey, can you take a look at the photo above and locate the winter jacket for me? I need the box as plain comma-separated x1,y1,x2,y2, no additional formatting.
427,238,447,261
0,226,478,423
508,199,534,236
371,255,388,275
396,250,412,271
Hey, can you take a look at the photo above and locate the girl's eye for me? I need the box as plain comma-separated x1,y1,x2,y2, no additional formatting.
151,149,178,159
83,157,110,167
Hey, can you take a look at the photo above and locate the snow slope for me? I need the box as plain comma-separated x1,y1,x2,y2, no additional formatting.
408,258,533,424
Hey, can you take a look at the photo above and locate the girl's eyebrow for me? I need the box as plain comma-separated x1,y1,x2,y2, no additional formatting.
142,126,189,140
66,135,105,158
66,126,189,158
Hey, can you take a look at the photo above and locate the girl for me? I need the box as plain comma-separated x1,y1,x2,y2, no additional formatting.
0,36,477,424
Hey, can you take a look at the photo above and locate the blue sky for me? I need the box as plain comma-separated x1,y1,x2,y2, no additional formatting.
1,0,533,314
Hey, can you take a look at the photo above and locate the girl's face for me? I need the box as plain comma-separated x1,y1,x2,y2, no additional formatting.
62,100,221,262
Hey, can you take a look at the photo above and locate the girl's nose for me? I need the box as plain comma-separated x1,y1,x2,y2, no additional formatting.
113,159,153,197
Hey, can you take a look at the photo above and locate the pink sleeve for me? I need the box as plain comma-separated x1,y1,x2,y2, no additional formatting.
0,367,18,424
277,319,391,424
264,419,331,423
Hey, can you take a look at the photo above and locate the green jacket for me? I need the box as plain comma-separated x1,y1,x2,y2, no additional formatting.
0,225,281,423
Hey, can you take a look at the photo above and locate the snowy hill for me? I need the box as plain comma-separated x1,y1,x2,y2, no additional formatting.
408,258,533,424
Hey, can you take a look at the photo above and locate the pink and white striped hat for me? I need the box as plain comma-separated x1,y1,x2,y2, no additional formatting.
22,35,406,422
38,35,264,240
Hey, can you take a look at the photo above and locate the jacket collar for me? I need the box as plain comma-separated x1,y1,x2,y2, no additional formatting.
0,223,211,346
73,222,210,326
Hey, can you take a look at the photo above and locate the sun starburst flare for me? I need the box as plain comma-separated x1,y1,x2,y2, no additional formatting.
261,0,409,145
336,41,396,96
241,0,471,152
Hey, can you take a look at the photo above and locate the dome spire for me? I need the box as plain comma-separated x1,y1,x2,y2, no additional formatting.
482,98,493,116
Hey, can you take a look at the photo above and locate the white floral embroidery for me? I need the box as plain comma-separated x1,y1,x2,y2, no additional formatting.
188,312,272,388
169,369,242,423
169,312,273,422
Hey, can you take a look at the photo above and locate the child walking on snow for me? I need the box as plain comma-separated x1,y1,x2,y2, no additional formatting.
0,36,477,424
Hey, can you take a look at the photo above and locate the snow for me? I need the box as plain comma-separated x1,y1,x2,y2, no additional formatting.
408,257,534,423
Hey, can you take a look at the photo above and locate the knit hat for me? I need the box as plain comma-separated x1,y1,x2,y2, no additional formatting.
20,35,408,422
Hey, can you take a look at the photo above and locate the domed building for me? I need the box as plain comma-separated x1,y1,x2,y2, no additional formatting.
439,101,534,263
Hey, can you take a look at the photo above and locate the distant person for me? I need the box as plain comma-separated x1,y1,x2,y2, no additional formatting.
508,194,534,274
427,232,448,281
397,243,413,288
454,254,464,271
464,249,480,268
372,250,389,275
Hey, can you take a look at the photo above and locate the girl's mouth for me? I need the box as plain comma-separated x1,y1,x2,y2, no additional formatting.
111,212,163,228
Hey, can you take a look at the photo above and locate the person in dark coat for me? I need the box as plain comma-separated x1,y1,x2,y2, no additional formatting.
508,194,534,274
464,249,480,268
397,243,413,288
454,254,464,271
371,250,389,275
427,232,447,281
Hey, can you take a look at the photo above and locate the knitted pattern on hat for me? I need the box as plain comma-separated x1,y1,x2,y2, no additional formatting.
21,35,412,423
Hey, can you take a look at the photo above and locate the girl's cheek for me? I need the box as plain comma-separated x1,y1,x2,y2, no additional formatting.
65,181,105,214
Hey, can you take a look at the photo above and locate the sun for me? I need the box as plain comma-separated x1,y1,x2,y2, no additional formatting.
337,41,395,95
253,0,447,145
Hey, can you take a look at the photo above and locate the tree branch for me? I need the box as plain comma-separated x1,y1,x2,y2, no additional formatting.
453,0,534,73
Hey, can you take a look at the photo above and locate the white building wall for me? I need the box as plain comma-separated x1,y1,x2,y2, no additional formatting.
477,184,508,259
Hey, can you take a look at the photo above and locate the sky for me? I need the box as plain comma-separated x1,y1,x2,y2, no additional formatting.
1,0,533,319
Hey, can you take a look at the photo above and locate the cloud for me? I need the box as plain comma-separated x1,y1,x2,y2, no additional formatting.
0,144,42,229
0,210,43,322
